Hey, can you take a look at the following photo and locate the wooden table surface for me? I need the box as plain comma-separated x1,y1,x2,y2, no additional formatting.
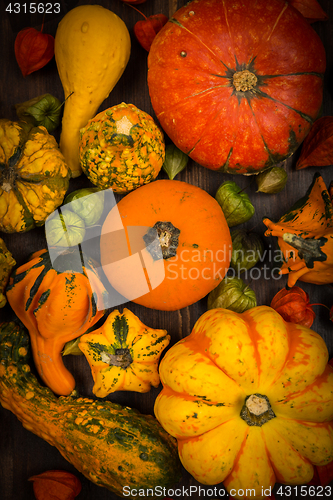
0,0,333,499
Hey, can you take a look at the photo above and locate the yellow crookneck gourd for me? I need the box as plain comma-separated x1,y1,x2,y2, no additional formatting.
54,5,131,177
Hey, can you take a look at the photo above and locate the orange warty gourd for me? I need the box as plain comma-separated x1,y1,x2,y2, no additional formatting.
6,249,106,395
263,173,333,287
154,306,333,499
147,0,326,174
100,179,232,311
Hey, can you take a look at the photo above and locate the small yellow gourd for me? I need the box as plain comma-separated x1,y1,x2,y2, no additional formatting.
54,5,131,178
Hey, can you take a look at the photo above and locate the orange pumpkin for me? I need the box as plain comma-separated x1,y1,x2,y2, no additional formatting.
147,0,325,173
100,179,232,311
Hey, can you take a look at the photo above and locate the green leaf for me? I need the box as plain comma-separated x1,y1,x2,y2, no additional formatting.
62,336,83,356
162,144,189,179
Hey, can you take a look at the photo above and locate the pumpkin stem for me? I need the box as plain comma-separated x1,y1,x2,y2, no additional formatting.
233,70,258,92
240,393,276,426
282,232,327,267
101,348,133,369
143,221,180,260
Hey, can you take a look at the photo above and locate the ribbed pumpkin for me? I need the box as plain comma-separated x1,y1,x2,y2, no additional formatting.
79,103,165,193
100,179,232,311
0,238,15,308
263,173,333,287
0,322,182,496
0,120,70,232
6,249,106,396
155,306,333,499
79,308,170,397
147,0,326,173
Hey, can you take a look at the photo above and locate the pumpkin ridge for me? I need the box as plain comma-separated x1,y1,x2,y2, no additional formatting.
223,428,250,482
265,1,288,43
273,365,332,407
169,17,232,73
265,417,333,466
189,90,240,161
242,314,262,383
160,384,234,407
25,265,50,311
261,72,324,79
255,89,315,124
261,424,313,484
9,182,34,230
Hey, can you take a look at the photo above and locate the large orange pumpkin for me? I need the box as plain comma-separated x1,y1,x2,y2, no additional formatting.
147,0,326,174
100,180,232,311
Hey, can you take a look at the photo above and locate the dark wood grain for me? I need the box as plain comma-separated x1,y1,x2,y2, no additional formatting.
0,0,333,499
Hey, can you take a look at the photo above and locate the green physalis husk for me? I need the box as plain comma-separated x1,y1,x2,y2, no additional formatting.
45,209,86,247
0,239,16,308
15,94,62,133
162,144,189,180
256,166,288,194
231,230,264,273
207,276,257,313
64,188,105,226
215,181,255,227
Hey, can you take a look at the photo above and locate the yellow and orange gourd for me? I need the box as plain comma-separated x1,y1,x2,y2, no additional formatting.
154,306,333,499
0,120,69,233
263,173,333,287
79,103,165,193
79,308,170,397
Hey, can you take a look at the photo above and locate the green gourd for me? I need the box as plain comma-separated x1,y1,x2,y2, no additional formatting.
0,322,181,495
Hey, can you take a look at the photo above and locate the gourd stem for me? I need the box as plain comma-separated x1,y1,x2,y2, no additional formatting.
143,221,180,260
233,70,258,92
240,393,276,427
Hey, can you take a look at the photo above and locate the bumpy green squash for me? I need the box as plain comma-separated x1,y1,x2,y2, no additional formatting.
0,322,182,496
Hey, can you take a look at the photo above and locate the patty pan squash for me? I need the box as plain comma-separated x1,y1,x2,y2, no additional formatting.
154,306,333,499
79,103,165,193
0,120,70,233
79,308,170,397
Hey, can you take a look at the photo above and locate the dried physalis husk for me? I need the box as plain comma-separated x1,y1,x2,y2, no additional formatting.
256,166,288,194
